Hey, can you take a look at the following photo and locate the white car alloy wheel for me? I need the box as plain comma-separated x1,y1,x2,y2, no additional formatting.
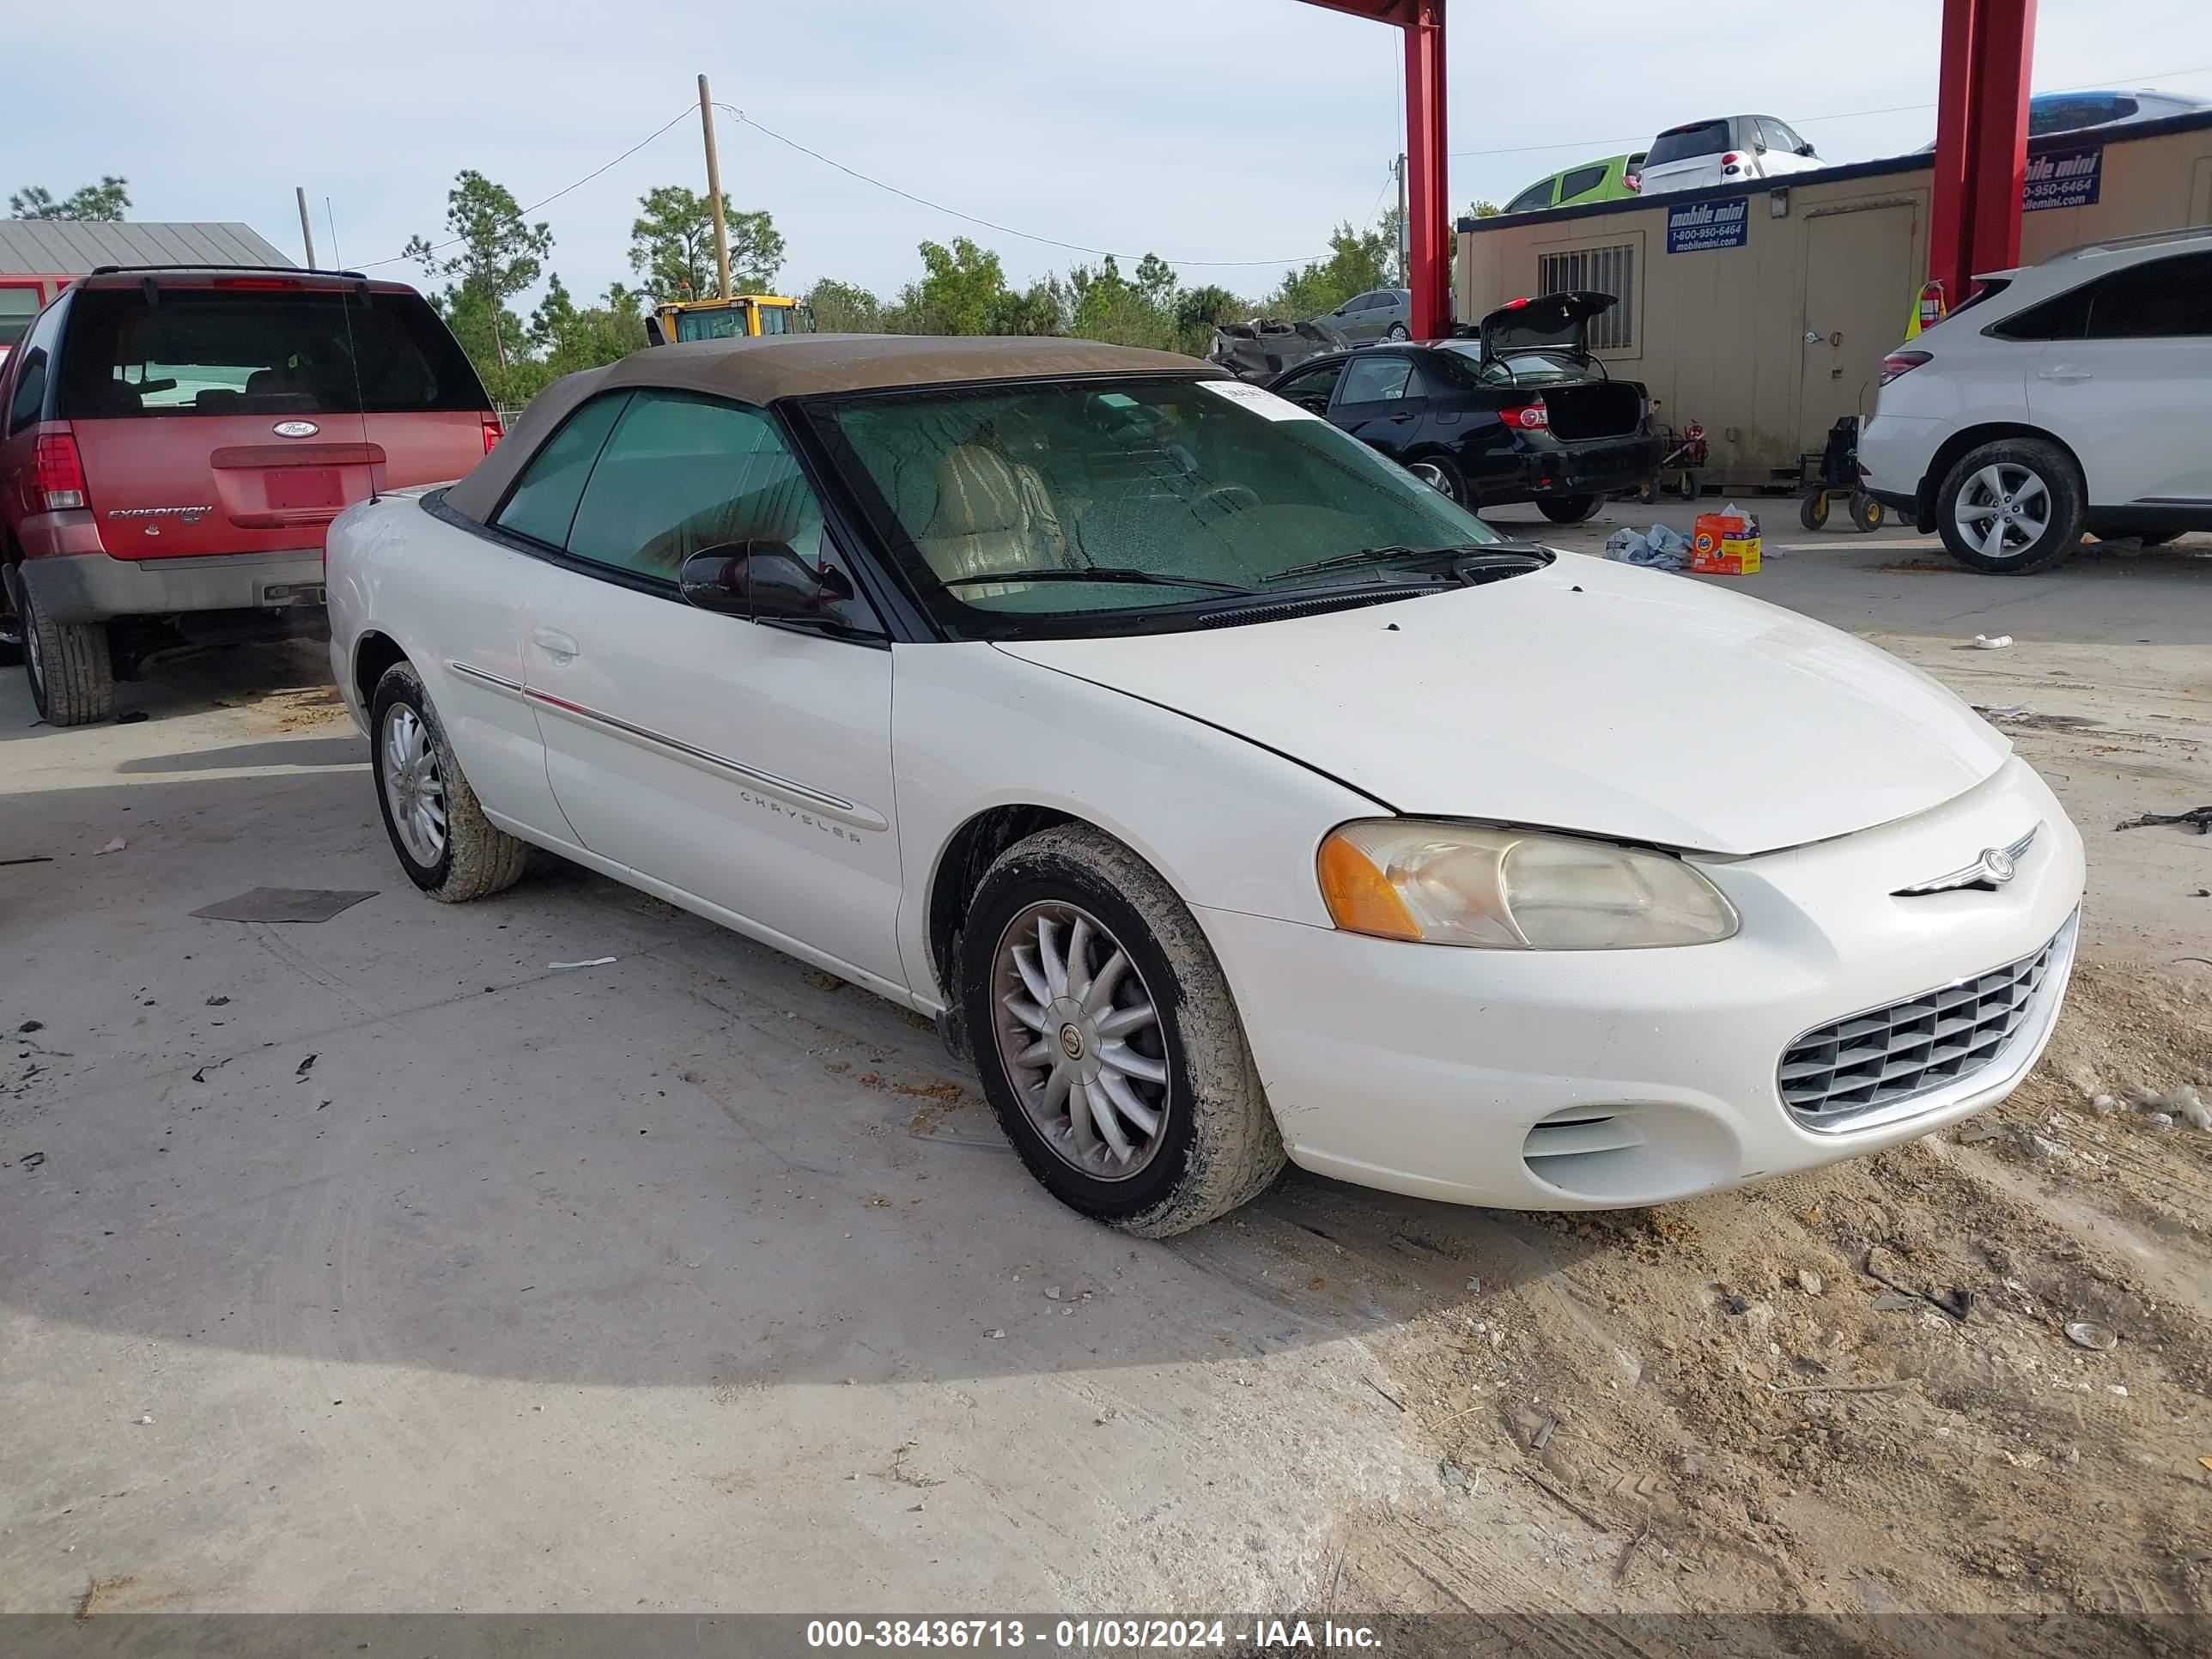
1953,463,2051,562
991,900,1170,1179
382,703,449,867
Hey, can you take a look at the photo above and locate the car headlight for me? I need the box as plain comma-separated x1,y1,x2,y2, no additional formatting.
1316,819,1740,950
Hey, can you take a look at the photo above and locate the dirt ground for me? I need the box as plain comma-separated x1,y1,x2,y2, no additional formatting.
3,529,2209,1631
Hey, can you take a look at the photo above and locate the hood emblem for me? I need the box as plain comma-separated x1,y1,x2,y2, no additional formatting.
1895,825,2038,896
273,420,320,439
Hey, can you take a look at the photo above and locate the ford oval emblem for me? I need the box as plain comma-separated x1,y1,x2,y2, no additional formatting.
273,420,320,439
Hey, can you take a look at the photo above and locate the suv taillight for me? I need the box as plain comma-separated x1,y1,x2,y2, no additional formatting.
1880,350,1932,385
33,431,87,511
1501,400,1549,431
482,415,504,453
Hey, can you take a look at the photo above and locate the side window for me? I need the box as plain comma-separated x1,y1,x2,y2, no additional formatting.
1557,164,1609,203
1770,120,1809,154
1337,355,1416,404
1276,359,1346,412
495,392,629,549
1991,283,2098,341
2083,252,2212,338
8,350,47,433
565,390,835,584
1506,179,1556,214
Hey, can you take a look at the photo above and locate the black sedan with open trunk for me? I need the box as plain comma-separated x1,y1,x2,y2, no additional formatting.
1264,291,1660,523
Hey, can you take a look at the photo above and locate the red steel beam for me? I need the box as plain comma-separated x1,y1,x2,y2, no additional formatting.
1929,0,2037,301
1295,1,1450,337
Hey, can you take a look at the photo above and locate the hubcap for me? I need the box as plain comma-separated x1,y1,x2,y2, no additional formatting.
381,703,448,866
1954,463,2051,561
1409,461,1454,499
991,901,1170,1181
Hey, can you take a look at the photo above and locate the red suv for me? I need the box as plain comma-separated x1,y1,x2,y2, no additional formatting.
0,266,497,724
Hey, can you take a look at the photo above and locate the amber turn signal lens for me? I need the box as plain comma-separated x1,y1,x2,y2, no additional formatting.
1317,834,1422,942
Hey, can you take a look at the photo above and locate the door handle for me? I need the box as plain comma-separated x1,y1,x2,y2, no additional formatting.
2037,365,2094,382
532,627,580,659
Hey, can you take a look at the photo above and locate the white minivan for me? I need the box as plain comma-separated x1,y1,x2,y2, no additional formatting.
1858,228,2212,573
1633,114,1824,196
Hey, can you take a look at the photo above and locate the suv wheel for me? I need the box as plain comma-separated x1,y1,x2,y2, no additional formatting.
1539,495,1603,525
21,583,115,726
371,661,529,902
960,824,1285,1237
1936,438,2084,574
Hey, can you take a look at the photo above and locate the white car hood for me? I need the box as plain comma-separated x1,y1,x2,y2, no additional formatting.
994,554,2009,856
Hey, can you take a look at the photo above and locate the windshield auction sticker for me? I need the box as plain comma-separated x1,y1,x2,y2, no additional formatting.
1200,380,1322,420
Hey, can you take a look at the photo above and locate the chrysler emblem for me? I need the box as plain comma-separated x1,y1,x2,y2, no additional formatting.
1980,846,2016,884
272,420,320,439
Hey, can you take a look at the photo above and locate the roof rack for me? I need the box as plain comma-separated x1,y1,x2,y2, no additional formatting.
85,263,368,278
2045,225,2212,263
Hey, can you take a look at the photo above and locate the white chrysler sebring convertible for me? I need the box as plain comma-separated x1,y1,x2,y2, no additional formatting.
327,335,2084,1236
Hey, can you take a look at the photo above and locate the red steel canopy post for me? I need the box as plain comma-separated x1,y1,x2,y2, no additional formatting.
1929,0,2038,302
1296,1,1451,338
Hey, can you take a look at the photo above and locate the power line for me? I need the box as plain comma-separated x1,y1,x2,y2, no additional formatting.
720,104,1332,270
1446,62,2212,160
358,106,696,270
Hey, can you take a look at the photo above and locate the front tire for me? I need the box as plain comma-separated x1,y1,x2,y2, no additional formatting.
1936,438,2083,574
21,582,114,726
1385,322,1410,341
1798,492,1831,532
960,824,1285,1237
1538,495,1602,525
370,661,528,902
1407,455,1467,505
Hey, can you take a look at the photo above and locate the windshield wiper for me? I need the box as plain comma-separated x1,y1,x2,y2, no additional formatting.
939,566,1253,594
1263,543,1491,583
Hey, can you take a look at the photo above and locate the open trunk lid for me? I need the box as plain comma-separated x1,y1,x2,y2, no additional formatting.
1478,290,1616,364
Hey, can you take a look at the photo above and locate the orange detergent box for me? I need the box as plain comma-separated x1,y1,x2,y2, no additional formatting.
1691,507,1761,574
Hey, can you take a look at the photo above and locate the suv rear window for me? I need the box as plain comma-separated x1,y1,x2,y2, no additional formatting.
57,285,489,418
1644,120,1732,167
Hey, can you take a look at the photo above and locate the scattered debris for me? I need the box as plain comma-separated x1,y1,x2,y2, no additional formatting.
1364,1377,1410,1413
1531,1414,1557,1451
295,1054,318,1078
1976,704,2027,722
18,1019,43,1034
2063,1321,2119,1353
983,1328,1005,1340
549,957,618,969
134,1414,153,1425
1767,1377,1910,1396
1954,1118,2010,1144
1439,1461,1470,1491
1465,1277,1481,1293
1969,634,2013,649
190,888,377,924
2090,1093,2118,1115
19,1152,46,1170
1796,1269,1826,1297
2115,805,2212,836
1043,1286,1062,1301
204,995,229,1007
0,855,54,867
94,838,127,855
115,710,149,726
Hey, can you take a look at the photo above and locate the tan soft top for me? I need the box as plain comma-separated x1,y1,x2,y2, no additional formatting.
443,333,1212,523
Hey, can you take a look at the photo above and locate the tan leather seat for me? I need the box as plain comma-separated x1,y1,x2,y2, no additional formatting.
916,445,1066,592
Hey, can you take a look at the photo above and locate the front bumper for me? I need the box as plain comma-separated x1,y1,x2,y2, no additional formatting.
1200,757,2083,1210
17,532,326,623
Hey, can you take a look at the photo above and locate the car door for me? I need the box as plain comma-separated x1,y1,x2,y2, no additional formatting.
1328,351,1426,463
1340,293,1382,343
1273,357,1347,416
2027,249,2212,507
517,387,908,991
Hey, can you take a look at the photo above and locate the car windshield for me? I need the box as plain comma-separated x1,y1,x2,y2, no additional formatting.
1644,119,1732,167
814,375,1506,633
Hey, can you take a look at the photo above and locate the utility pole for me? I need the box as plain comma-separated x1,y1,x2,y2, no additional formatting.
295,186,317,270
1394,154,1408,287
699,74,733,301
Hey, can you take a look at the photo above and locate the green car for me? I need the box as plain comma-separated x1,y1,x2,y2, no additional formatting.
1502,152,1648,215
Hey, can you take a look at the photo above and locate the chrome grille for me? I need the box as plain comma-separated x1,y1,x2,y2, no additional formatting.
1778,923,2070,1130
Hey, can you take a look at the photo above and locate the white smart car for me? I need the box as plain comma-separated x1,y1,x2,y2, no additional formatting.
1859,228,2212,573
326,336,2083,1236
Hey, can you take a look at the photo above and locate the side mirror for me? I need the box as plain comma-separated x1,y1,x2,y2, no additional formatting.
1796,143,1816,157
645,315,667,346
679,542,853,622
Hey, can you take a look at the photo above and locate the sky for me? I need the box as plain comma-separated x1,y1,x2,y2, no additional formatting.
12,0,2212,312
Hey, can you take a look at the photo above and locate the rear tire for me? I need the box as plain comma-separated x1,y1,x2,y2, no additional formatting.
1674,471,1700,501
21,583,114,726
1385,322,1409,341
960,823,1285,1237
371,661,529,903
1407,455,1468,505
1936,438,2083,574
1538,495,1602,525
